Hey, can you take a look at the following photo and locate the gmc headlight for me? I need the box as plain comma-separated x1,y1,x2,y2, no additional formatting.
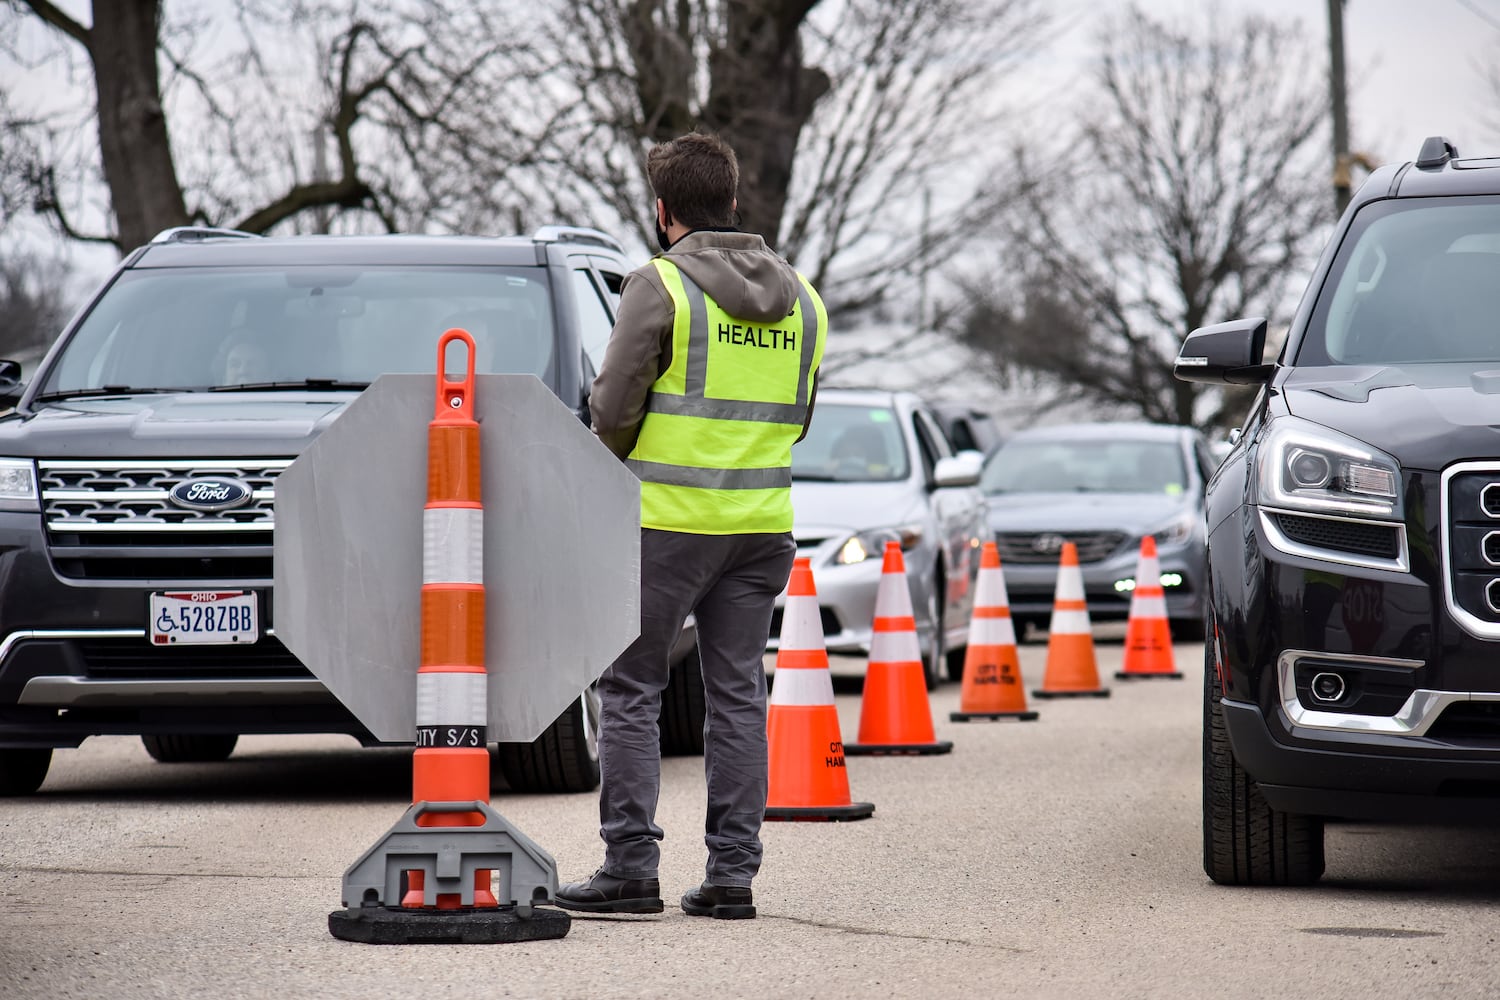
1255,417,1402,520
0,458,38,512
1149,511,1198,547
833,524,923,565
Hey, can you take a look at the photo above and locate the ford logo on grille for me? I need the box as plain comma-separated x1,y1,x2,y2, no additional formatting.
168,477,253,512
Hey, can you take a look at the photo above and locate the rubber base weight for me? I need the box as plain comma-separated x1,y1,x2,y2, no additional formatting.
844,740,953,756
764,801,875,822
950,710,1039,722
328,905,571,944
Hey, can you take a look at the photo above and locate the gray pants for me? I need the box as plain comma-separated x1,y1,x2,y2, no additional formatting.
598,527,796,888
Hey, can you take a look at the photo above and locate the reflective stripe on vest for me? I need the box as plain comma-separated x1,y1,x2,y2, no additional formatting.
625,258,827,535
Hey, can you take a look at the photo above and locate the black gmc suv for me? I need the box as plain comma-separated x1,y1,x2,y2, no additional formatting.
1177,137,1500,884
0,225,702,796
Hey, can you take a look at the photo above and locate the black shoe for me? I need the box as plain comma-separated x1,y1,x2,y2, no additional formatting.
680,881,755,919
554,869,663,914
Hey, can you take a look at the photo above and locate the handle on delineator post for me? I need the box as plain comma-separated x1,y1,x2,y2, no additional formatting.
434,328,477,421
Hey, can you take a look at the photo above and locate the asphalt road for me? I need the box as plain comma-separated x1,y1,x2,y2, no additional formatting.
4,637,1500,999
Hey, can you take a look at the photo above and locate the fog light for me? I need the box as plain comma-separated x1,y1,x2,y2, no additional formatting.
1310,672,1346,703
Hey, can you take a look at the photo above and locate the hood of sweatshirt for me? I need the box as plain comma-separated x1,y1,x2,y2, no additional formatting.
663,231,801,324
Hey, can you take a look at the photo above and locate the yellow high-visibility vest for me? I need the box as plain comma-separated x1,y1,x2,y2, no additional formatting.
625,257,827,534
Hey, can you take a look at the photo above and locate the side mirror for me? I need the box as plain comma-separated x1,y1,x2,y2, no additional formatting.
933,453,982,489
1173,318,1274,385
0,359,23,408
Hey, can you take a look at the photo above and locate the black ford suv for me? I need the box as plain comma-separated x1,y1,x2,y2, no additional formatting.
0,225,702,796
1177,137,1500,884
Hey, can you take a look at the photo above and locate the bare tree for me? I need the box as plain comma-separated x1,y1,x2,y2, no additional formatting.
538,0,1046,318
952,5,1329,429
0,0,549,251
0,255,71,360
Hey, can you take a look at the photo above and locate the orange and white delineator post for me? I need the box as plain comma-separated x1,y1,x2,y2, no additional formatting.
1115,536,1184,680
951,541,1039,722
765,558,874,821
403,328,496,910
845,541,954,755
1032,541,1110,698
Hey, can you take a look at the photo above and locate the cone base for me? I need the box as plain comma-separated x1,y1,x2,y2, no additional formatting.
1032,688,1111,699
1114,671,1184,681
844,740,953,756
950,710,1039,722
765,801,876,822
328,905,570,944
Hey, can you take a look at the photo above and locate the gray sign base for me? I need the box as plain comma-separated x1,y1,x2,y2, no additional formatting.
329,799,569,945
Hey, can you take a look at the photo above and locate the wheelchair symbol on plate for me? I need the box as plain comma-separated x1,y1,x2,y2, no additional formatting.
156,608,176,633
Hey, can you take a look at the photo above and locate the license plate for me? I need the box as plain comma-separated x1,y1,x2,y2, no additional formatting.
150,591,259,645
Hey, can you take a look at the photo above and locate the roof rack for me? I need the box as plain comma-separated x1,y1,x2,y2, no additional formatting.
531,225,626,254
1415,136,1460,170
150,226,262,244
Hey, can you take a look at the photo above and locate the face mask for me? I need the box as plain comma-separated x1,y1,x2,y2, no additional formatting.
656,221,672,252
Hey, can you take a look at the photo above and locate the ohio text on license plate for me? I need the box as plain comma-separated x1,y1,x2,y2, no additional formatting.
150,591,259,645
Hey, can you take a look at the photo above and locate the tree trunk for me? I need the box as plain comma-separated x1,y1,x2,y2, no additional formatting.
91,0,189,251
704,3,828,246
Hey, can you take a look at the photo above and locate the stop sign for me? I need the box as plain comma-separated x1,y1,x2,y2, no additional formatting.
273,373,640,743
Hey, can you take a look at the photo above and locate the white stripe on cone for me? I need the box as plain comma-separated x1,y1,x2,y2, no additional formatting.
970,616,1017,646
1053,559,1086,602
415,671,488,726
870,628,923,663
1048,609,1093,634
1130,594,1169,619
422,507,483,585
769,666,836,706
874,566,916,617
780,595,825,651
972,565,1012,611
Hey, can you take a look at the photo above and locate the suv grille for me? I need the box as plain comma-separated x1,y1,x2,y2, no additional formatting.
994,531,1127,565
40,459,290,581
1444,466,1500,631
1273,513,1400,559
77,636,310,678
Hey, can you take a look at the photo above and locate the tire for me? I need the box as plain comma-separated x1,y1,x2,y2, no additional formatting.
1202,616,1325,885
141,733,238,763
496,686,600,794
0,748,51,796
922,577,945,691
660,648,706,757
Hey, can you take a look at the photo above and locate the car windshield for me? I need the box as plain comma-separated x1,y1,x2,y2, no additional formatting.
1300,196,1500,366
42,265,555,394
791,402,910,482
981,438,1187,495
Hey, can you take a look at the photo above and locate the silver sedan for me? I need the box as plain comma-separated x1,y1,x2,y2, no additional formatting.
768,389,988,688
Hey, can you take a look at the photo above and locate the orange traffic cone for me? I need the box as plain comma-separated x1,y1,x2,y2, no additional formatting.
1115,536,1184,680
846,542,954,755
766,558,875,821
1032,541,1110,699
951,542,1039,722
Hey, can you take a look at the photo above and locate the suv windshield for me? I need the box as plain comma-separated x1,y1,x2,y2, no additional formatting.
1300,196,1500,366
981,438,1187,495
791,402,910,482
43,265,555,393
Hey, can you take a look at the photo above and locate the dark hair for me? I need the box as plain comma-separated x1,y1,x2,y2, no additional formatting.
646,132,739,229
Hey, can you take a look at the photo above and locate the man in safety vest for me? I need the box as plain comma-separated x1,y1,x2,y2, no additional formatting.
555,132,826,921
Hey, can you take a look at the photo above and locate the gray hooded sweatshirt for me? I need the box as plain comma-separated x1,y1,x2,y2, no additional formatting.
590,230,819,461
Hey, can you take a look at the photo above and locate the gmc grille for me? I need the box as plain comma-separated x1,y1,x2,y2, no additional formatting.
39,459,290,582
1443,466,1500,630
994,531,1127,565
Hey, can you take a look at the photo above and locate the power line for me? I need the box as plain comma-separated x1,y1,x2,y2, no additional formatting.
1454,0,1500,34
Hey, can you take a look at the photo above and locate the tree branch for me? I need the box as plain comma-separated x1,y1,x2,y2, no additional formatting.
19,0,91,51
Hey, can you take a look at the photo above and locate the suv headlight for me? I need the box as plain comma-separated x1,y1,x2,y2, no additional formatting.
1255,417,1402,520
833,524,924,565
1149,511,1199,547
0,458,38,512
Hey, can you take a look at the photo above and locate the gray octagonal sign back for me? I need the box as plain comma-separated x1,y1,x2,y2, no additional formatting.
273,373,640,743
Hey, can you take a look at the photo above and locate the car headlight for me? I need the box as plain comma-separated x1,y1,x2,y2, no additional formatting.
0,458,38,512
1255,417,1402,520
833,524,924,565
1149,511,1199,547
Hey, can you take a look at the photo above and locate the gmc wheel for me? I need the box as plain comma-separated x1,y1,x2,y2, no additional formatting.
659,648,706,757
496,686,601,794
1202,616,1325,885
